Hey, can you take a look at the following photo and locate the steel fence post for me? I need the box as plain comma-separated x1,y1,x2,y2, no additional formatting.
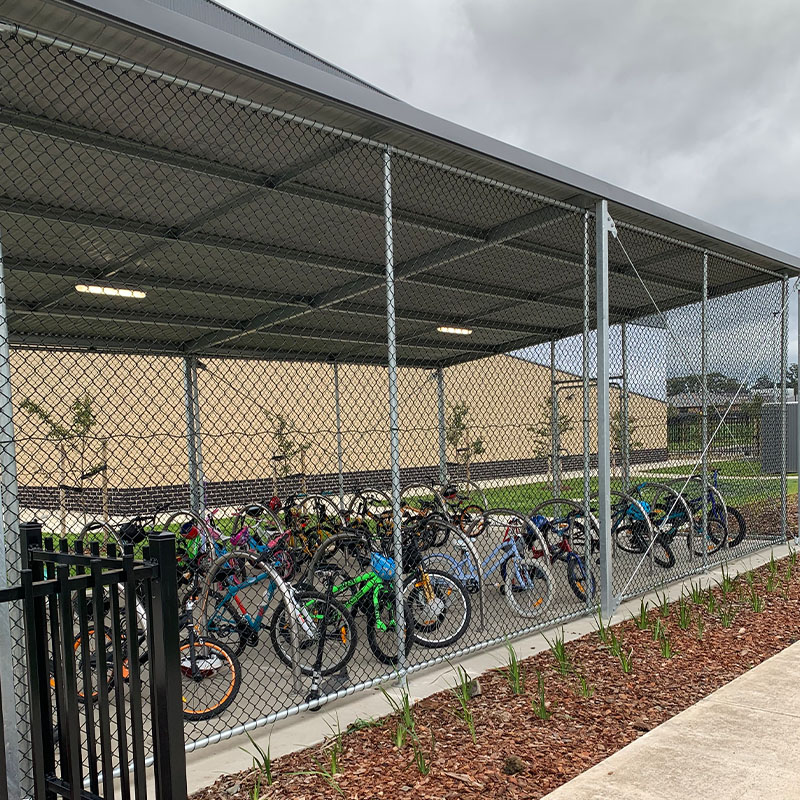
797,284,800,544
182,356,206,513
595,201,613,617
781,276,788,540
621,322,630,491
436,366,447,485
550,340,561,497
701,252,709,571
382,147,406,669
333,361,345,509
0,230,23,799
582,212,593,609
147,531,188,800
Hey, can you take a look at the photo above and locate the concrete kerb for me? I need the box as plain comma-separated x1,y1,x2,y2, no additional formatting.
160,540,794,796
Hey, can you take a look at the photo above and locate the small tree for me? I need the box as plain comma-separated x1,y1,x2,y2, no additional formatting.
610,409,643,483
267,413,311,492
527,398,574,485
20,394,105,532
445,401,485,482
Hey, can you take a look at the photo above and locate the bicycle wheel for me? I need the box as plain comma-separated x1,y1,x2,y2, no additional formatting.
204,589,250,656
502,557,552,618
365,582,414,665
180,636,241,722
724,506,747,548
612,523,646,555
269,590,356,676
566,554,595,602
403,569,471,649
688,517,726,558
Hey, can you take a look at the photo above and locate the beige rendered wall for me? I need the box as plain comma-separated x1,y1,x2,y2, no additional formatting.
9,351,666,490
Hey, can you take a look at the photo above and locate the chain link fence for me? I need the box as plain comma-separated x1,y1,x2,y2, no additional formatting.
0,17,796,796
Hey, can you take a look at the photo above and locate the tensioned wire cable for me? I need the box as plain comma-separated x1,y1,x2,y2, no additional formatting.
608,220,796,600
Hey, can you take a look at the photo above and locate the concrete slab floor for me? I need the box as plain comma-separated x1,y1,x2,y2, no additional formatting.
541,639,800,800
168,541,795,796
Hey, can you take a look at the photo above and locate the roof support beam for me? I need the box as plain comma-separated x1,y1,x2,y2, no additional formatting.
186,204,574,351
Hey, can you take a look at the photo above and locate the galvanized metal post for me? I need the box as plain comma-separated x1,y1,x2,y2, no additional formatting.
701,253,709,571
383,147,406,668
582,212,593,608
333,362,345,510
0,230,22,799
595,201,613,617
182,356,206,513
781,276,788,540
550,340,561,497
621,322,630,491
436,366,447,485
797,284,800,544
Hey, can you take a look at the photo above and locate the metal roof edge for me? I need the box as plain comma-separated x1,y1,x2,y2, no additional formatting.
29,0,800,273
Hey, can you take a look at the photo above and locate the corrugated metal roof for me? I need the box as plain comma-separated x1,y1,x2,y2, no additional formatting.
145,0,395,98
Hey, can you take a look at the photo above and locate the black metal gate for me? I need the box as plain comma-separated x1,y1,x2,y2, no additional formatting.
0,522,187,800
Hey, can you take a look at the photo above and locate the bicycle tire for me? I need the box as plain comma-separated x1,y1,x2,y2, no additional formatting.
688,518,726,558
725,506,747,548
501,556,552,618
205,589,249,656
566,554,595,602
180,636,241,721
364,583,414,665
269,589,356,676
403,569,471,649
612,523,646,555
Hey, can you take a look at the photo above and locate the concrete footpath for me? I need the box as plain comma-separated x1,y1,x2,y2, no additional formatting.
543,638,800,800
175,542,794,796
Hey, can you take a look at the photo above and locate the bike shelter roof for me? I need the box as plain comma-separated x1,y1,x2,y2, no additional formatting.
0,0,798,369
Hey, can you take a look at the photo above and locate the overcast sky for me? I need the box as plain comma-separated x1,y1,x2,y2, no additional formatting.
222,0,798,385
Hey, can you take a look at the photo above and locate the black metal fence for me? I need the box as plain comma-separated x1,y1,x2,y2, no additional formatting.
0,523,186,800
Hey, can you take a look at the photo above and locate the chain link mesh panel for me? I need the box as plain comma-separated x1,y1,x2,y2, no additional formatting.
0,19,794,795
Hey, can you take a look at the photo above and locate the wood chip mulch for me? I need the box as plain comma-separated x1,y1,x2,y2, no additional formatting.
191,552,800,800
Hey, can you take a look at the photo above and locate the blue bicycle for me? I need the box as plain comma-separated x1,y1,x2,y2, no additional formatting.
419,508,552,618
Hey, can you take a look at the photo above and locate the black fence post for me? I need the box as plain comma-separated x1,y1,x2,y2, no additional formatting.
147,532,187,800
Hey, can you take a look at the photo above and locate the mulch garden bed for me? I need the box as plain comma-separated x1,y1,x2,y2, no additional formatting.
192,551,800,800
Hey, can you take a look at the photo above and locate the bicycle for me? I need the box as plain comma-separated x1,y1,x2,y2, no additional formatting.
420,508,552,618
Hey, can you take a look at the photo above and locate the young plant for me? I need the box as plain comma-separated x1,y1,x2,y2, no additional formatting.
719,605,734,628
346,717,383,734
594,609,611,645
382,686,416,747
324,716,344,776
659,633,674,658
532,669,551,720
765,573,776,593
544,628,571,676
411,731,435,776
689,579,704,605
719,566,735,599
744,570,755,588
505,640,525,695
789,548,798,569
651,617,665,642
241,731,273,787
450,665,477,744
696,616,705,639
749,586,765,612
632,599,650,630
768,552,778,579
251,774,261,800
655,589,670,618
576,671,595,698
618,646,633,674
303,760,344,797
677,594,692,631
706,587,717,614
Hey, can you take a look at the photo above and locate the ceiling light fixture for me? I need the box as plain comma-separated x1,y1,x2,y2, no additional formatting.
76,284,146,299
437,326,473,335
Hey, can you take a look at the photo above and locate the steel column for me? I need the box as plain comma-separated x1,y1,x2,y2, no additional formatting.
797,284,800,544
701,253,709,571
550,340,561,496
621,322,630,491
781,277,788,540
436,366,447,485
383,148,406,668
0,230,22,799
182,356,206,513
582,212,593,608
595,201,613,617
333,362,345,510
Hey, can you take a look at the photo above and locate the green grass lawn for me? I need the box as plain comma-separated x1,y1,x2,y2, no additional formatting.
644,458,769,477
